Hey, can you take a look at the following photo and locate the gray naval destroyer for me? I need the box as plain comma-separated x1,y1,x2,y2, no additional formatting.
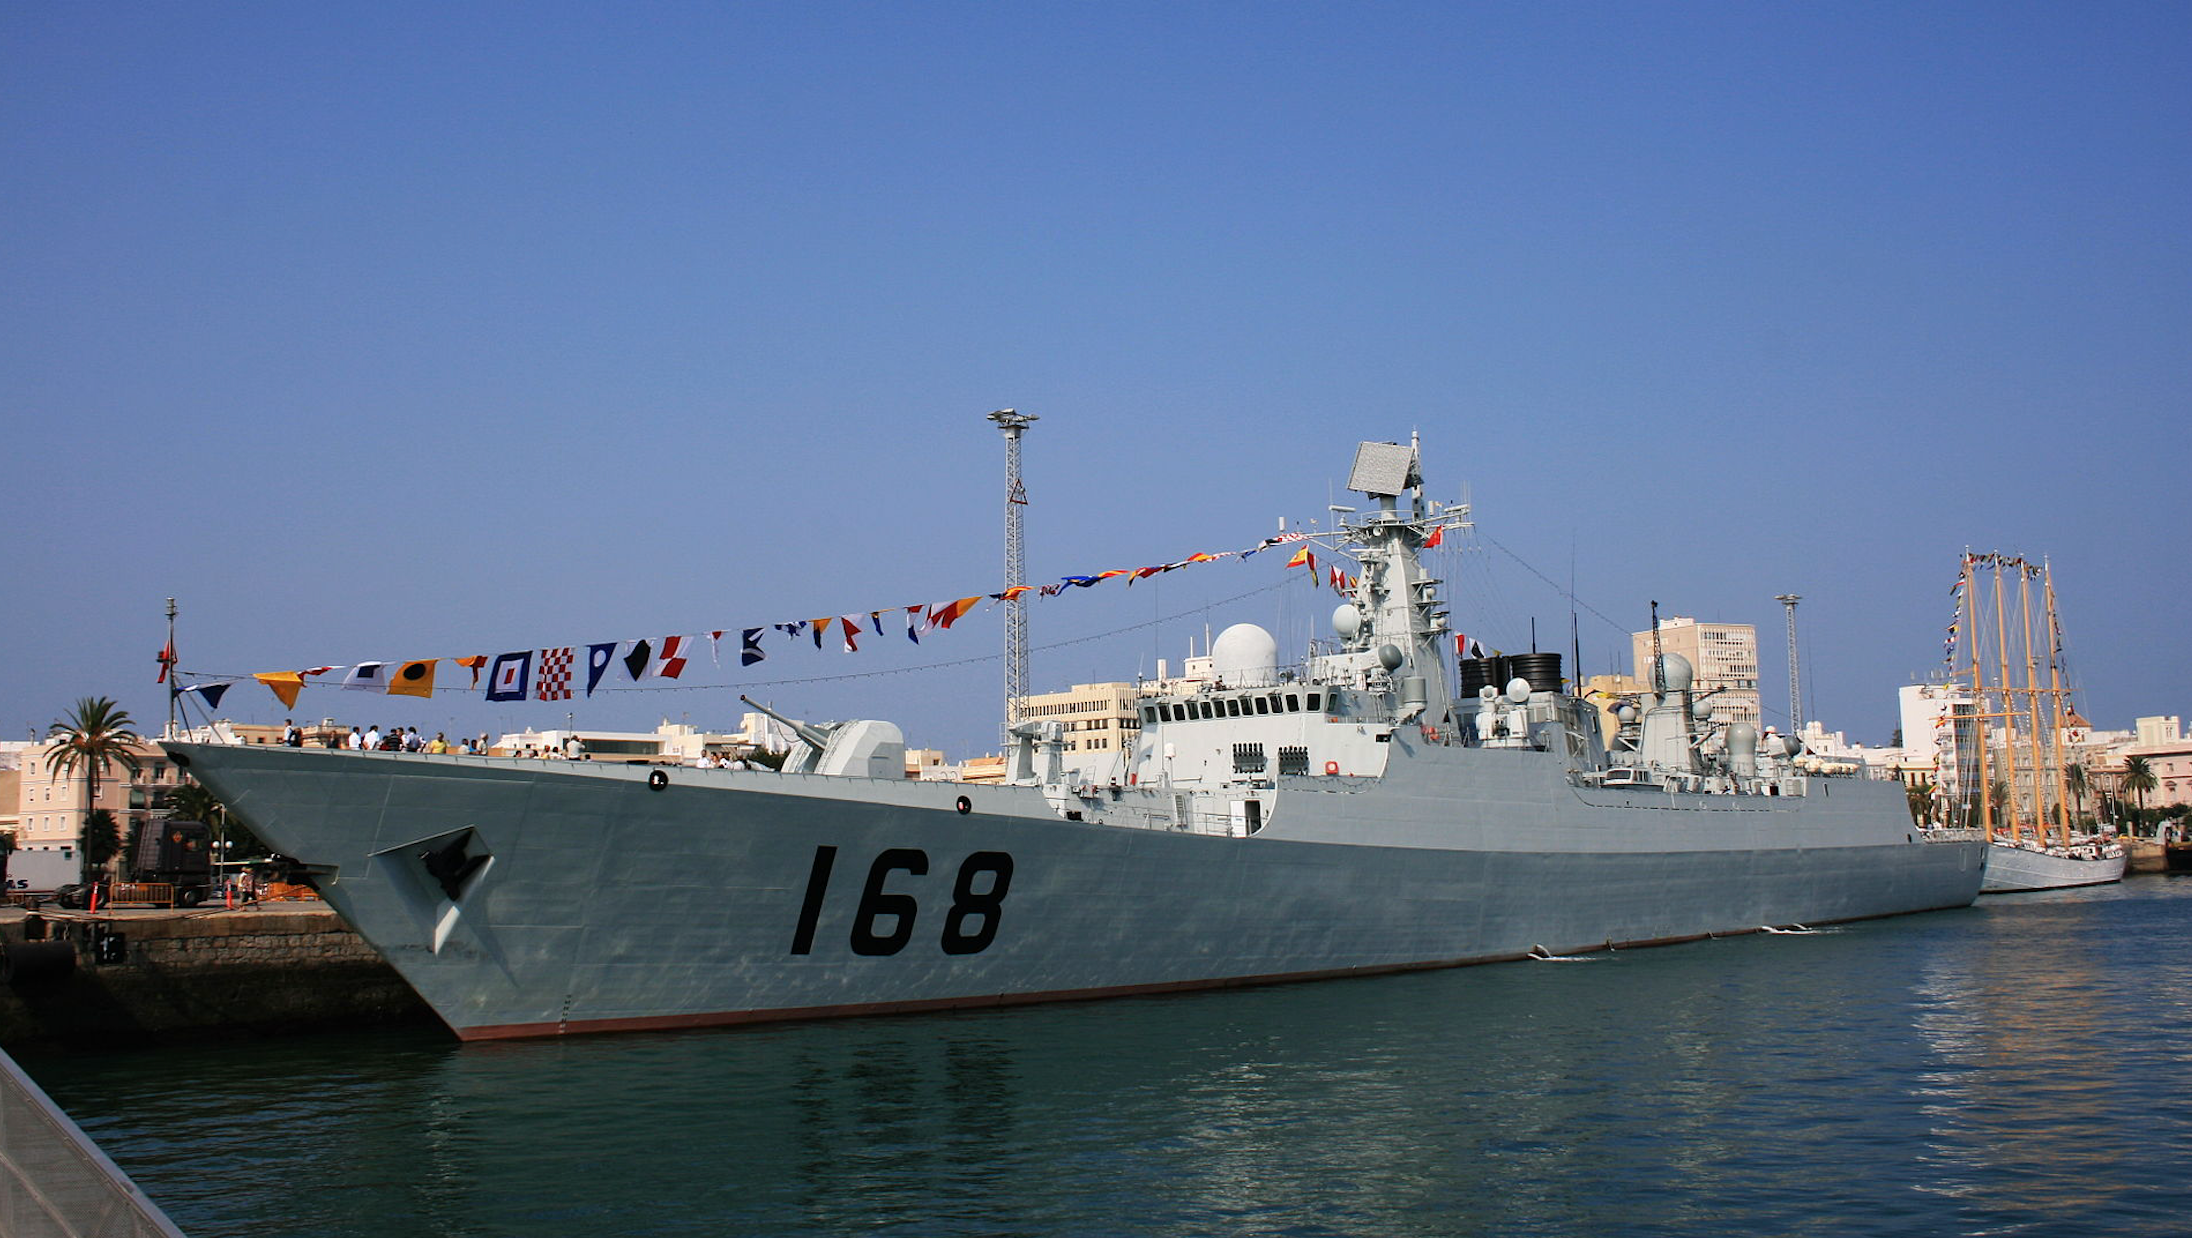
167,440,1987,1040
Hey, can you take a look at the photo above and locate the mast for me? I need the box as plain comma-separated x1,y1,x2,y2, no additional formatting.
1775,593,1803,732
164,597,179,737
1989,564,2023,842
2042,560,2075,841
1965,557,1994,836
989,409,1037,725
2016,564,2053,844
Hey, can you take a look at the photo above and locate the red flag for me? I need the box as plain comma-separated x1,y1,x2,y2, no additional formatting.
156,639,177,684
1423,525,1444,549
656,635,690,679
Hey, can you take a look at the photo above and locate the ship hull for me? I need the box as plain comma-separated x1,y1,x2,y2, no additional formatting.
168,744,1987,1040
1980,842,2128,893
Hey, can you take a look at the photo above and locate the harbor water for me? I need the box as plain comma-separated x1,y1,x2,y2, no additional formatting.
21,877,2192,1237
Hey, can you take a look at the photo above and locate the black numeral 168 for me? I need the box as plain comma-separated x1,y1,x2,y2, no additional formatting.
789,846,1015,957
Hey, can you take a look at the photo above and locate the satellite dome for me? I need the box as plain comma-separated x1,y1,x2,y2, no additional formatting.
1332,605,1362,640
1211,623,1279,686
1652,652,1694,693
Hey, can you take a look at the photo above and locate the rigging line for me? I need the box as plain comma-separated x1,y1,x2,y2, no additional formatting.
1480,534,1631,636
177,577,1304,698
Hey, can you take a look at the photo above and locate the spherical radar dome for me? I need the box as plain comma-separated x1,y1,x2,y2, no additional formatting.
1211,623,1279,686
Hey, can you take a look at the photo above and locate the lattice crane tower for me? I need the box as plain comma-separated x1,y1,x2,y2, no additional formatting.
989,409,1037,723
1774,593,1803,731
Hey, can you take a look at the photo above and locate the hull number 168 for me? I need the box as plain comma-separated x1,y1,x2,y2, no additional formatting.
789,846,1015,957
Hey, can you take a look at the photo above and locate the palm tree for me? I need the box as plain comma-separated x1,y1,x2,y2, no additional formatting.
2064,762,2090,826
82,808,123,873
2123,756,2158,819
1904,778,1936,827
45,696,144,863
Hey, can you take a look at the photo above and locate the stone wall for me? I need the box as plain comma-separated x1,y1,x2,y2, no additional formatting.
0,908,431,1049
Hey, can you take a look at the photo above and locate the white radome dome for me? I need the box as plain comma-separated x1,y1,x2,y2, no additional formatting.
1211,623,1279,686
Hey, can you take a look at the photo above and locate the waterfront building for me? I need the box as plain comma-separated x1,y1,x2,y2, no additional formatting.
1630,616,1761,731
11,737,185,874
1009,681,1142,768
2101,725,2192,813
1577,673,1649,744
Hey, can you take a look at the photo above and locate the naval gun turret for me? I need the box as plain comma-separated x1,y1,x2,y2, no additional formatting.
739,696,905,778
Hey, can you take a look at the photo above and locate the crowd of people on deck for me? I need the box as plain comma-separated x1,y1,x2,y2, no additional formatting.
276,720,590,759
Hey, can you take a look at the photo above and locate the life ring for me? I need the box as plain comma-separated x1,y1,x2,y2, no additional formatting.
1324,760,1340,776
955,795,972,815
1421,725,1439,743
648,769,669,791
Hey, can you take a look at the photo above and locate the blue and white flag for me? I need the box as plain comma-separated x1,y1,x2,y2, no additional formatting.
585,643,617,696
485,651,532,702
341,662,387,692
182,681,232,709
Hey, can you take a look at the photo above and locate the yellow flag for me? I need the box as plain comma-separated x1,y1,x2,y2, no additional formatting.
388,659,439,698
255,672,304,709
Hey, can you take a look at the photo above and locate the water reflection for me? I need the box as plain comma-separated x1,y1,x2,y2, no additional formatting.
1909,882,2192,1233
22,880,2192,1237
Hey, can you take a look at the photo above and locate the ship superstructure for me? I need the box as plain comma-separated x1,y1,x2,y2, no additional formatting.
166,439,1987,1040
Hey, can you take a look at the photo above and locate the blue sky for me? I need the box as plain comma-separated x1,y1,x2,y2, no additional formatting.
4,2,2186,756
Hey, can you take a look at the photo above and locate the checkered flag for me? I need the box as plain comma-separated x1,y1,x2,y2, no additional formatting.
536,647,574,701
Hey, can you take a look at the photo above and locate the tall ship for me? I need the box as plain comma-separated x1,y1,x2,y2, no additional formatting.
166,440,1987,1041
1941,552,2126,893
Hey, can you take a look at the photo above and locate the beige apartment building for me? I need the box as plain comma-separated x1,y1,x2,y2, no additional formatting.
12,737,187,871
1010,681,1142,769
1630,616,1763,731
1578,673,1650,743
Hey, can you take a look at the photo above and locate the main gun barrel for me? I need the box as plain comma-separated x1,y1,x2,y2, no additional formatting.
738,695,832,753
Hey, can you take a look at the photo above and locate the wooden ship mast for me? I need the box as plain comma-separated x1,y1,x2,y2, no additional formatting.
1951,553,2079,847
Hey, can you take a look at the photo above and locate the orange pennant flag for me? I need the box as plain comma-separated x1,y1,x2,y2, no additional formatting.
255,672,304,709
929,597,982,630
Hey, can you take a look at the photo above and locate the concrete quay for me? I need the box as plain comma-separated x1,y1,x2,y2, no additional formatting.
0,900,429,1049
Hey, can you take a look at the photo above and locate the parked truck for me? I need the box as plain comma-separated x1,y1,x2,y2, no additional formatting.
5,848,83,897
126,818,214,907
